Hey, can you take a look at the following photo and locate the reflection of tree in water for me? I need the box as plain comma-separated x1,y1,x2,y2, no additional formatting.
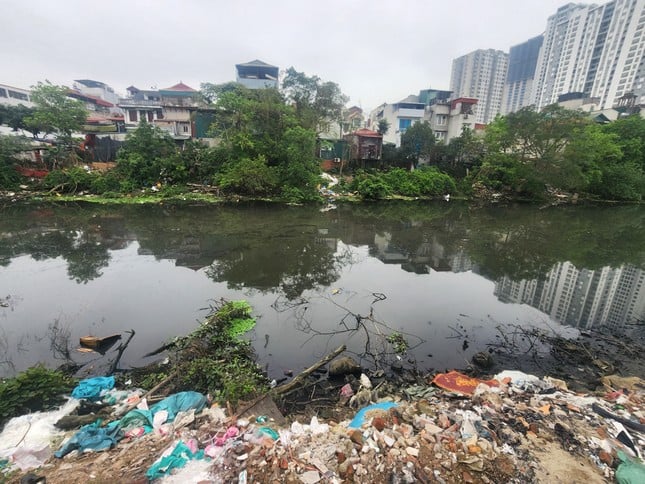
1,201,643,295
465,205,645,281
127,204,351,300
1,227,111,284
341,202,644,282
205,225,347,300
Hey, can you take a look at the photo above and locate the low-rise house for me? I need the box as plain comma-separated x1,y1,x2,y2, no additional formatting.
235,60,279,89
368,89,480,146
73,79,120,107
119,82,200,139
67,89,116,116
0,83,33,107
344,128,383,168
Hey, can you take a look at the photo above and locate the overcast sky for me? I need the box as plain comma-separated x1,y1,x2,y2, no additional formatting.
2,0,569,113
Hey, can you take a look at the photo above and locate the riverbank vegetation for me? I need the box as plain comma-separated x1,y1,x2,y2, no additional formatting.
1,77,644,202
130,300,268,405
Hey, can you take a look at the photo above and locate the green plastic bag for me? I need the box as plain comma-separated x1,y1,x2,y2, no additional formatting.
146,440,204,480
616,451,645,484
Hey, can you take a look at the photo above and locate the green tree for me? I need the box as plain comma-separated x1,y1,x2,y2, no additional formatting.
279,125,321,200
446,128,485,167
116,121,179,186
208,84,297,163
563,124,622,192
200,81,241,105
489,105,587,167
477,105,590,196
26,82,88,165
400,121,435,167
0,105,43,137
282,67,348,134
205,81,322,200
0,135,30,188
377,119,390,135
602,114,645,171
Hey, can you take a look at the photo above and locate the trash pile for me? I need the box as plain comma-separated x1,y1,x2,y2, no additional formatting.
2,367,644,483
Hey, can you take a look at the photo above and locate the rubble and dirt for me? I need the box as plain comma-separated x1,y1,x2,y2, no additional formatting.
2,362,644,483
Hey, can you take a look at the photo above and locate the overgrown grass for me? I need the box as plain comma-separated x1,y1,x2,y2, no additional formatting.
0,365,75,430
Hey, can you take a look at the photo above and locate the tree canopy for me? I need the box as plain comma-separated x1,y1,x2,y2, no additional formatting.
205,82,321,201
27,82,88,143
473,106,644,200
0,105,43,137
282,67,348,134
400,121,435,166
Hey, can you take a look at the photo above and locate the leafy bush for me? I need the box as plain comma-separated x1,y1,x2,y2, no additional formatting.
0,164,20,189
473,153,544,198
0,365,75,429
43,167,94,193
116,121,179,186
216,157,279,196
413,167,456,196
592,161,644,201
382,168,420,196
90,170,123,194
0,135,30,189
357,175,391,200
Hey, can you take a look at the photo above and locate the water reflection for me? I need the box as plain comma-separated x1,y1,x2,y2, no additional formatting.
495,263,645,329
0,201,643,375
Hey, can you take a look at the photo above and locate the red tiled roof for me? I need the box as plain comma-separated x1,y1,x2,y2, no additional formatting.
162,82,196,92
352,128,382,138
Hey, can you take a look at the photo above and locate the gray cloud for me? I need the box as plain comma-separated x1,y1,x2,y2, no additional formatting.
1,0,566,112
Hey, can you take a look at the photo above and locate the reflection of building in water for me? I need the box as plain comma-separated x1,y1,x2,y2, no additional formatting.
495,262,645,329
372,232,475,273
316,228,338,251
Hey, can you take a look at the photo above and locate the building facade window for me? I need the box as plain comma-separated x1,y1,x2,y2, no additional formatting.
8,90,29,101
129,110,138,122
398,118,412,131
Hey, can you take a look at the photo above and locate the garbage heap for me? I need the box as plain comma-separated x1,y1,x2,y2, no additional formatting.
2,368,643,483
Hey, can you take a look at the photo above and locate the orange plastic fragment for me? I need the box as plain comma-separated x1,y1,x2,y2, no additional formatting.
432,371,500,396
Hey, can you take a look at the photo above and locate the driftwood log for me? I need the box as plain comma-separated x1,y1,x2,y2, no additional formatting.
273,344,346,396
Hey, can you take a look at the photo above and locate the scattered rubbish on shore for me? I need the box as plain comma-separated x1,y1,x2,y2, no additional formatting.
1,357,643,483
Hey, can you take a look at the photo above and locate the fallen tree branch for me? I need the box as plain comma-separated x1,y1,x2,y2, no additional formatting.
109,329,136,374
273,344,346,396
115,369,179,418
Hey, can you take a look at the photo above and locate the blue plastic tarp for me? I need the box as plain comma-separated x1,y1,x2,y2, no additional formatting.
348,401,398,429
120,391,208,431
54,421,121,458
71,376,115,401
149,392,208,422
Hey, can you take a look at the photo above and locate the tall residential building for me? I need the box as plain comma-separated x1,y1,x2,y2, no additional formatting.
501,35,544,114
449,49,509,124
590,0,645,108
532,0,645,110
532,3,605,109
